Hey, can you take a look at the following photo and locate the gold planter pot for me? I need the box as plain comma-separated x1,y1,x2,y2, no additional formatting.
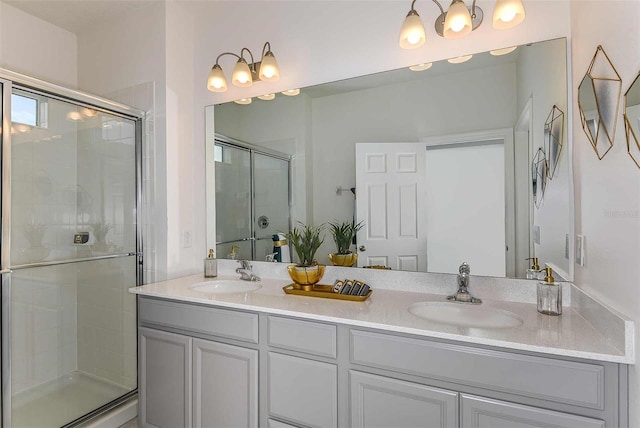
287,264,326,291
328,252,358,267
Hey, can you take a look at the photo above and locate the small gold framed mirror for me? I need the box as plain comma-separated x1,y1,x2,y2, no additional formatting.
577,45,622,160
624,71,640,169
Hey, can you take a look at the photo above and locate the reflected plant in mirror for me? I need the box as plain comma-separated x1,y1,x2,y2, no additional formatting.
578,45,622,160
623,71,640,169
328,220,364,267
206,38,572,280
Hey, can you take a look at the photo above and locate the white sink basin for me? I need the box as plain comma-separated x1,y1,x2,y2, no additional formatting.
408,302,523,329
189,280,261,294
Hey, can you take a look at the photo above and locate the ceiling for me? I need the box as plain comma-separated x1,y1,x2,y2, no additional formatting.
3,0,152,34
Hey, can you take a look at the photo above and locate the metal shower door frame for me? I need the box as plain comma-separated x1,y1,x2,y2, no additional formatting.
0,68,145,428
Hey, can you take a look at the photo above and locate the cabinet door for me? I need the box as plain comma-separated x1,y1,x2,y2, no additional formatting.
350,371,458,428
461,394,605,428
268,352,338,428
139,327,192,428
193,338,258,428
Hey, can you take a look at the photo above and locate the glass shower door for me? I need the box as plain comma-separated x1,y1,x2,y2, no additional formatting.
7,87,138,427
253,153,290,260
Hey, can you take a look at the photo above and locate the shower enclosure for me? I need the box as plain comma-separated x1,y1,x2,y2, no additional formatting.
214,135,291,262
0,70,143,427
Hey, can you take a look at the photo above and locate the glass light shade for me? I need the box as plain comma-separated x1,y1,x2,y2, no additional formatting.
447,54,473,64
399,11,426,49
409,63,433,72
82,108,97,117
207,65,228,92
258,93,276,101
493,0,525,30
490,46,518,56
443,1,472,39
282,89,300,96
234,98,252,105
259,52,280,82
232,58,253,87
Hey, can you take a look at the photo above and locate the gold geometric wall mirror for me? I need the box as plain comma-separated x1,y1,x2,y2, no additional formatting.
544,105,565,179
577,45,622,160
624,71,640,169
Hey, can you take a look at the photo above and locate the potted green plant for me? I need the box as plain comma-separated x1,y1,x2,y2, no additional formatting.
328,220,364,267
285,222,325,290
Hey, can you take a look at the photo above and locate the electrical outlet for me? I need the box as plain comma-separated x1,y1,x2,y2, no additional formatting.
576,235,585,266
183,230,192,248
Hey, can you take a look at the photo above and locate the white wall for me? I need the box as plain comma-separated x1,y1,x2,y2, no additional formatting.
0,2,77,87
570,1,640,425
77,2,170,281
515,38,570,278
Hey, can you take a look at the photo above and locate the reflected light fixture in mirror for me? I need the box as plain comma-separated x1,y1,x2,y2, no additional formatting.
410,62,433,71
448,54,472,64
258,93,276,101
282,89,300,96
207,42,280,93
399,0,525,49
234,98,252,105
490,46,518,56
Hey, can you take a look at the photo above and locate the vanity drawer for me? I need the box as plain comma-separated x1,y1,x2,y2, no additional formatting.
138,297,258,343
350,330,605,410
268,316,337,358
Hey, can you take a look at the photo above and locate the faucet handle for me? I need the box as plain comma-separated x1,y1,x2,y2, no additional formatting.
459,262,470,275
238,260,251,269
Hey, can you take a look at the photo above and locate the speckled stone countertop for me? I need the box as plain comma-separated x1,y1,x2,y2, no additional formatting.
130,261,634,364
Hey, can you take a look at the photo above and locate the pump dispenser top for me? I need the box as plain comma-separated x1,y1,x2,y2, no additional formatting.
525,257,543,280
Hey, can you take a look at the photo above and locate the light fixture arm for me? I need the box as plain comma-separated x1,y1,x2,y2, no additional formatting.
215,52,241,66
261,42,273,58
470,0,478,19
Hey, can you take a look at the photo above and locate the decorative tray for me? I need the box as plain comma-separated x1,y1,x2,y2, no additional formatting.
282,284,372,302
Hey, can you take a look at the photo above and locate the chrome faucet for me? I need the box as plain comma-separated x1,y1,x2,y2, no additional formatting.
236,260,260,281
447,262,482,304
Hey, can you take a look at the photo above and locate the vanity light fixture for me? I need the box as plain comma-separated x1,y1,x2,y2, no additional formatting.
234,98,252,105
66,111,83,121
490,46,518,56
258,93,276,101
447,54,473,64
282,89,300,96
409,62,433,71
207,42,280,93
399,0,525,49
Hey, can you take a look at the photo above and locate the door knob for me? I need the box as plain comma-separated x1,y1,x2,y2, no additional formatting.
359,245,366,252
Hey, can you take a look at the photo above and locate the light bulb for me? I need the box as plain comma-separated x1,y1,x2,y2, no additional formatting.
259,51,280,82
399,10,426,49
258,94,276,101
67,111,83,121
232,58,253,88
207,64,228,92
234,98,252,105
493,0,525,29
443,1,472,39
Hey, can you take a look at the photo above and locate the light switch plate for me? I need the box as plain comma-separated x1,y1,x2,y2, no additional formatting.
576,235,585,266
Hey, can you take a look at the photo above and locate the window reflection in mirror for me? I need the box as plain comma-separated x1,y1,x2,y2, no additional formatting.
206,38,572,281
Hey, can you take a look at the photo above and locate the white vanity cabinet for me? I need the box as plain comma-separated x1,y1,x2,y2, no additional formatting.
138,298,259,428
137,296,627,428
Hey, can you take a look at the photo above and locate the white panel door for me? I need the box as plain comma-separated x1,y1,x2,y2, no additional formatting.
355,143,427,271
424,141,506,276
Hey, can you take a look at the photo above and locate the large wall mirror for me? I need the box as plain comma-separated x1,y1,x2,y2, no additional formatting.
206,37,572,281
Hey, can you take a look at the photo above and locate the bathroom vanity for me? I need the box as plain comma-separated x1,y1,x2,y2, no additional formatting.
131,268,632,428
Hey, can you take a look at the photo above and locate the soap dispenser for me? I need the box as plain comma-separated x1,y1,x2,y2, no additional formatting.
537,267,561,316
525,257,543,280
204,249,218,278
